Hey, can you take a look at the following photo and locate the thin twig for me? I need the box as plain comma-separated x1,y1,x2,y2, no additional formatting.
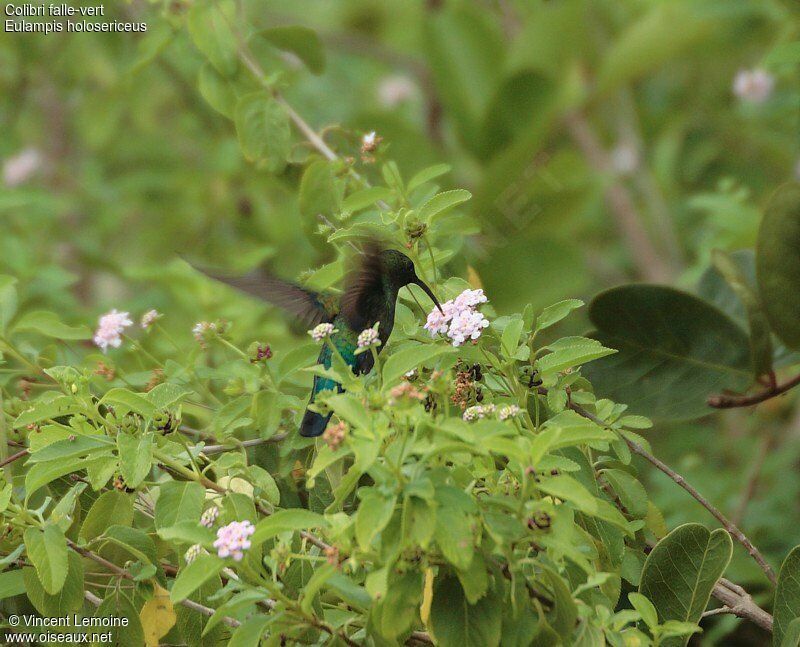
567,400,778,585
709,373,800,409
202,434,287,455
712,579,773,632
0,448,28,468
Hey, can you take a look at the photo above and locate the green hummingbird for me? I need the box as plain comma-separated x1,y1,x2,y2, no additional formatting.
195,244,443,437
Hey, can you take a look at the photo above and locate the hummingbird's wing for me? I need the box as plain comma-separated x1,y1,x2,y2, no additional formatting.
340,242,383,332
190,264,338,327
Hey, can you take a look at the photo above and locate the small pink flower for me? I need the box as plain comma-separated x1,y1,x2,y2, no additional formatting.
733,68,775,104
425,289,490,347
357,326,381,349
213,520,256,562
94,309,133,352
140,309,161,329
377,75,416,108
309,323,337,342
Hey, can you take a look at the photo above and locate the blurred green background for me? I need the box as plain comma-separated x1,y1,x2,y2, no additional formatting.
2,0,800,642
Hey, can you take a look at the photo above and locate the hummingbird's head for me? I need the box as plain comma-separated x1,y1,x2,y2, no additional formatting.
380,249,444,314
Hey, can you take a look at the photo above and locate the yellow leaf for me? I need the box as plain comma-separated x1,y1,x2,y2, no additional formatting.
140,583,176,646
420,567,434,626
645,501,667,539
466,265,483,289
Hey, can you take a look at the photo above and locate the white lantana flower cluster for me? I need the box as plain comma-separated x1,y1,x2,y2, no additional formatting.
463,403,522,422
356,325,381,352
309,323,337,342
424,289,489,347
93,310,133,352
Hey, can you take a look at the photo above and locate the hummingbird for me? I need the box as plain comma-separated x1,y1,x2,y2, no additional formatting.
194,244,443,437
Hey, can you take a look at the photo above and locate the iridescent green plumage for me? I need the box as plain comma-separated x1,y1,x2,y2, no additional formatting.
193,244,442,437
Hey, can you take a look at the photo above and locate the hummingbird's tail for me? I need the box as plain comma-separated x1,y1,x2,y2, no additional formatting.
299,408,332,437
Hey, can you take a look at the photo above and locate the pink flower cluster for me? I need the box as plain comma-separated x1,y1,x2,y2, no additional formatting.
424,289,489,347
94,310,133,352
357,326,380,349
733,68,774,104
213,520,255,561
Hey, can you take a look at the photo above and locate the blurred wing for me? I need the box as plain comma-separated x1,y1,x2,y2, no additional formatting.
191,264,337,327
340,242,383,331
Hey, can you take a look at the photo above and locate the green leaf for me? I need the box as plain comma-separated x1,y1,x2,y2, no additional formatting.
628,592,658,629
158,522,215,546
712,249,773,378
228,616,271,647
24,552,83,616
25,459,87,500
101,388,157,417
171,554,224,602
260,26,325,74
95,591,145,647
757,183,800,350
342,186,393,213
355,493,396,550
198,63,237,118
775,546,800,646
13,310,91,339
500,318,524,359
536,336,616,377
24,525,68,595
251,509,327,546
537,475,630,533
600,469,649,519
418,189,472,223
584,285,752,420
430,575,502,647
780,618,800,647
535,299,583,332
434,506,475,571
0,569,25,600
117,432,153,488
639,523,732,647
155,481,205,530
407,163,451,193
234,92,291,172
187,0,237,76
81,490,134,541
27,434,111,464
145,382,194,409
382,343,457,385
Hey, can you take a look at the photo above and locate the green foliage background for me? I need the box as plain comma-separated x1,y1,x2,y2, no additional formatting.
2,0,800,645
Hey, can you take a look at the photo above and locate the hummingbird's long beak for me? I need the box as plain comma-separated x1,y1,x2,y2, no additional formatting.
414,278,444,314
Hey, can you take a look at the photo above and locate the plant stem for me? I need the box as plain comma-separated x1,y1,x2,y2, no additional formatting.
567,399,778,585
708,372,800,408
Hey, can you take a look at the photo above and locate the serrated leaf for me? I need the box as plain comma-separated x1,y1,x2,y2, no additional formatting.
251,509,327,546
24,525,68,595
408,164,451,193
535,299,583,332
171,554,224,602
81,490,134,541
187,0,237,75
536,336,616,377
355,493,396,550
155,481,205,530
382,343,457,385
117,432,153,488
235,92,291,172
418,189,472,223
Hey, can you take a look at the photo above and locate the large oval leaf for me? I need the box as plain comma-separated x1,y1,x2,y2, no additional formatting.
775,546,800,646
583,285,751,420
429,575,502,647
639,523,732,647
757,183,800,350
